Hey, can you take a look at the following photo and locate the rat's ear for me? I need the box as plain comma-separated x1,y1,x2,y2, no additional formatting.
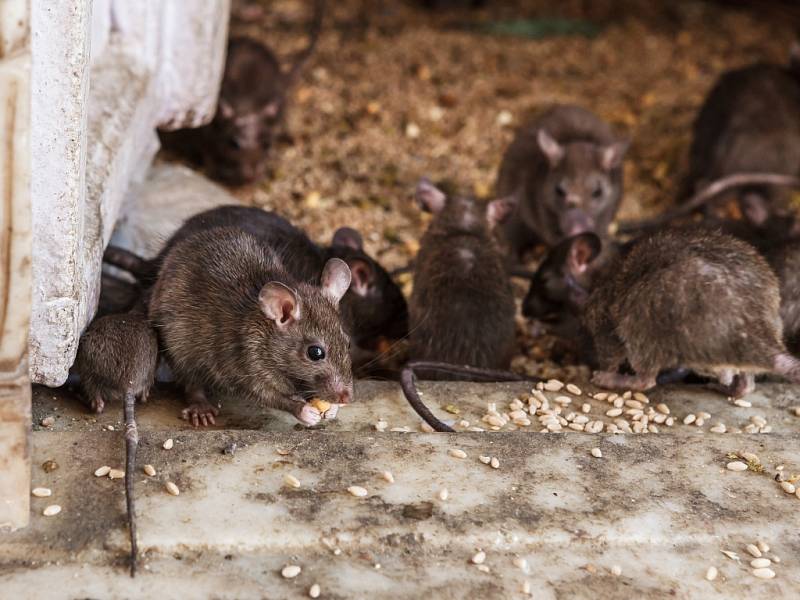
537,129,564,167
599,139,630,171
321,258,352,305
486,193,518,228
259,282,301,327
415,178,447,214
567,233,602,276
218,99,235,120
261,100,281,119
331,227,364,251
346,258,374,297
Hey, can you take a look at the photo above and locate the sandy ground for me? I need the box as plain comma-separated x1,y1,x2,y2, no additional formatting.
165,0,799,376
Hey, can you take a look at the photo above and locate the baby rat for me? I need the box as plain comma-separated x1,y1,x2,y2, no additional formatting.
496,104,629,255
148,227,353,427
73,305,158,576
159,0,324,185
104,205,408,361
681,49,800,228
408,179,516,375
526,227,800,397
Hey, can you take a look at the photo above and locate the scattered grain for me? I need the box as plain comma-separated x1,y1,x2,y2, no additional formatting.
438,488,449,501
683,414,696,425
757,541,770,553
309,583,321,598
490,457,500,469
43,504,61,516
143,464,156,477
746,544,762,558
471,550,486,564
108,469,125,479
705,566,718,581
544,379,564,392
449,449,467,459
611,565,622,576
165,481,180,496
284,474,301,489
347,485,368,497
752,568,775,579
734,399,752,408
382,470,394,483
163,438,174,450
606,408,623,417
780,481,796,494
94,466,111,477
479,455,491,465
282,565,302,579
591,447,603,458
31,487,51,498
726,461,748,472
566,383,582,395
751,558,771,568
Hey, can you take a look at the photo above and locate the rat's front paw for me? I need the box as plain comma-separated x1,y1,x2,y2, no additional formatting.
181,403,220,427
295,403,321,427
322,404,339,420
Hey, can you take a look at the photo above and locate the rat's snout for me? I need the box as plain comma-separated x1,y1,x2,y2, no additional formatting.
560,209,595,238
336,389,352,405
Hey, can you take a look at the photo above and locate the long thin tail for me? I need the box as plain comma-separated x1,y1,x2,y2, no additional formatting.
774,353,800,384
400,361,541,433
617,172,800,235
123,390,139,577
286,0,325,84
104,245,149,279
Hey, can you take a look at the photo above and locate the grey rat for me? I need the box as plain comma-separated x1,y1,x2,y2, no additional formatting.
495,104,629,255
679,49,800,228
104,205,408,362
526,227,800,397
148,226,353,427
408,179,517,376
73,305,158,576
159,0,324,185
766,237,800,355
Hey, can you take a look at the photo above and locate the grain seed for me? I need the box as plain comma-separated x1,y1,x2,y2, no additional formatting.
438,488,449,501
309,583,321,598
581,403,591,413
710,424,727,434
284,474,301,489
746,544,762,558
721,550,739,561
554,395,572,405
750,558,771,568
734,399,752,408
683,414,696,425
479,455,491,465
382,470,394,483
43,504,61,516
513,557,529,572
282,565,302,579
611,565,622,576
375,420,388,432
347,485,368,497
705,566,718,581
757,541,769,553
31,487,52,498
593,393,608,401
566,383,582,396
449,449,467,459
752,568,775,579
633,392,649,403
591,447,603,458
165,481,180,496
544,379,564,392
780,481,796,494
471,550,486,564
656,403,670,415
143,464,156,477
94,465,111,477
726,461,748,472
522,580,531,595
606,408,623,417
490,457,500,469
163,438,174,450
108,469,125,479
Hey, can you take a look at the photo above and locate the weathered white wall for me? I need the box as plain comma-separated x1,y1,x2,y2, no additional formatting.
29,0,230,386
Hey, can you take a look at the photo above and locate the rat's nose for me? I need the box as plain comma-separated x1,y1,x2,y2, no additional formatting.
337,389,352,405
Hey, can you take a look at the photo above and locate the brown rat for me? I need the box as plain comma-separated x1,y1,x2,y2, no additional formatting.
148,226,353,427
159,0,324,185
408,179,517,375
766,237,800,355
73,305,158,576
104,205,408,365
496,104,629,255
526,227,800,397
676,49,800,229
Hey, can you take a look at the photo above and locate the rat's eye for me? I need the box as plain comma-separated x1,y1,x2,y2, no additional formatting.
591,185,603,199
227,138,241,150
555,184,567,198
307,345,326,361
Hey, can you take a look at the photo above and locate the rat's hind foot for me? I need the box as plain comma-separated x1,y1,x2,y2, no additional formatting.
591,370,657,391
88,392,105,414
711,372,755,398
181,403,219,427
295,403,321,427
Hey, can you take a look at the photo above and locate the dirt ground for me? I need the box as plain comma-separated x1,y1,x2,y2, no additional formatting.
166,0,799,377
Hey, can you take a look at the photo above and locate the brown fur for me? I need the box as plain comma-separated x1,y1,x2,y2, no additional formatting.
409,181,516,375
148,227,353,423
496,105,628,253
767,237,800,354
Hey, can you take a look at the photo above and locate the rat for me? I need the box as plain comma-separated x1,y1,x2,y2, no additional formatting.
767,237,800,354
159,0,324,185
525,227,800,397
634,49,800,232
147,226,353,427
495,104,629,256
73,305,158,576
103,205,408,363
408,179,517,376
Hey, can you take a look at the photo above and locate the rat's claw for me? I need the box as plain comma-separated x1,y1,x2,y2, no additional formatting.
322,404,340,420
181,403,220,428
296,404,322,426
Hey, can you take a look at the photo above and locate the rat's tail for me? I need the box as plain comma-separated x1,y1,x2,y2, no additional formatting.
104,245,149,278
773,353,800,383
286,0,325,84
123,390,139,577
